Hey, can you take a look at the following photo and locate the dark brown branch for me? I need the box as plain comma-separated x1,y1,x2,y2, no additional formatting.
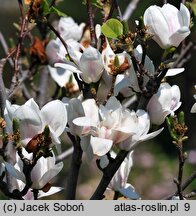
87,0,97,47
90,150,128,200
66,134,83,199
175,145,185,200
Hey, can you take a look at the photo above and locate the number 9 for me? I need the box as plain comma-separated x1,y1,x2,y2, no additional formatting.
184,203,190,211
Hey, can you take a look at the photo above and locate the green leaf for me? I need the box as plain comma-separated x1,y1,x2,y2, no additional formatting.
191,3,196,16
42,0,50,16
101,18,123,39
50,7,66,17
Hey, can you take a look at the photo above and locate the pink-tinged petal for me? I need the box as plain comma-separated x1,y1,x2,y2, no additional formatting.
41,100,67,137
144,4,190,49
45,39,65,65
90,136,113,156
79,46,104,83
55,62,82,74
166,68,184,77
144,5,170,48
82,99,99,124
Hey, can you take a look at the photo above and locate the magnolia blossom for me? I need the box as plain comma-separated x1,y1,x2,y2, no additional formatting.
5,149,63,199
73,96,139,157
73,96,162,157
5,98,67,148
58,17,85,42
55,44,104,84
46,16,84,65
144,3,190,49
147,83,181,125
119,110,163,151
107,151,140,199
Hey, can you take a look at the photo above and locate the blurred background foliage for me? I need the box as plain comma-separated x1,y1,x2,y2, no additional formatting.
0,0,195,200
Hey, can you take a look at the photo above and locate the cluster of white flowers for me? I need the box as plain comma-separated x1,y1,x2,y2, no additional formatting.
1,3,193,200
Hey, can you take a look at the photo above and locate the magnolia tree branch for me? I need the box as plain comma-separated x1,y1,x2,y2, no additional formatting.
66,134,83,199
87,0,97,47
90,150,129,200
123,0,140,20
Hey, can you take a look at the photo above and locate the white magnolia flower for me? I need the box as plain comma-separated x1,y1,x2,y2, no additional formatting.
5,98,67,148
119,110,163,151
144,3,190,49
147,83,181,125
107,151,140,199
73,97,149,156
55,44,104,84
46,38,80,65
58,17,85,42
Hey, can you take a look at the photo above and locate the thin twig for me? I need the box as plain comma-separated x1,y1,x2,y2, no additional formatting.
55,147,74,164
175,145,185,200
114,0,123,21
164,170,196,199
87,0,97,47
0,32,14,67
123,0,140,20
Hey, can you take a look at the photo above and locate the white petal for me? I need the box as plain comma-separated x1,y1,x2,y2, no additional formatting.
48,65,70,87
166,68,184,76
191,103,196,113
73,116,97,127
41,100,67,137
14,104,43,145
55,62,82,74
90,136,113,156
